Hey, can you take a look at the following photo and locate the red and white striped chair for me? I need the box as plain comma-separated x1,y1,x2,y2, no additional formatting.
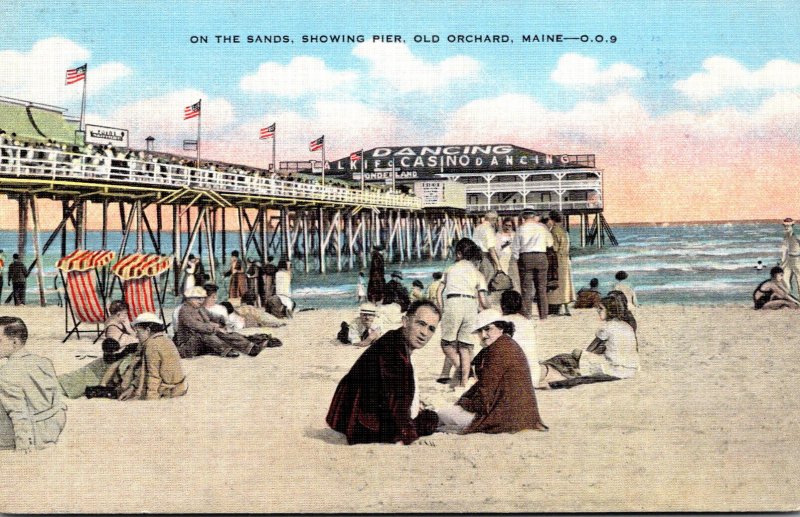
56,250,115,342
111,253,172,325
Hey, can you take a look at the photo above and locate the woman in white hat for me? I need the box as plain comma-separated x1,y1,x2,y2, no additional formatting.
120,313,187,401
436,309,547,435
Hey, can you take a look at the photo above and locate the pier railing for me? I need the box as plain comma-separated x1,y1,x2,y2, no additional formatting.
0,143,422,210
465,200,603,213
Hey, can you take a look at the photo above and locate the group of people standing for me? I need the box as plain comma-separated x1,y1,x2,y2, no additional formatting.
327,209,640,445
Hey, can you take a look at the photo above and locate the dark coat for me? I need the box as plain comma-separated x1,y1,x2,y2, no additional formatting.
8,259,27,284
366,251,385,303
457,334,546,434
326,328,437,445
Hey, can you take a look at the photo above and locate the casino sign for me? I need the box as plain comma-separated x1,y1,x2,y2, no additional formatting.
327,144,595,181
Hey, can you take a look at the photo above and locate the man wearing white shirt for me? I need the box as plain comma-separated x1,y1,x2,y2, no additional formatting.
511,210,553,320
472,211,501,282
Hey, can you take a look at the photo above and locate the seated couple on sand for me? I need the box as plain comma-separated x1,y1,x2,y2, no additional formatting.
753,267,800,310
539,293,639,389
175,286,282,359
326,301,547,445
58,305,187,401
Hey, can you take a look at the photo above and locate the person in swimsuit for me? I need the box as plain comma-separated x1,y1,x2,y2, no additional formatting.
753,266,800,310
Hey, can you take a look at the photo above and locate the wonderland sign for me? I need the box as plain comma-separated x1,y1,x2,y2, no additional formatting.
329,145,594,180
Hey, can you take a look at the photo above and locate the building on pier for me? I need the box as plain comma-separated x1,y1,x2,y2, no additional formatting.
285,144,617,247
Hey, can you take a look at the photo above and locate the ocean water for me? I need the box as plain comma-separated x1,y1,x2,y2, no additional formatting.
0,222,784,308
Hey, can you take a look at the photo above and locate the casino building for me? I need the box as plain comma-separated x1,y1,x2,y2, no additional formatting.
282,143,616,247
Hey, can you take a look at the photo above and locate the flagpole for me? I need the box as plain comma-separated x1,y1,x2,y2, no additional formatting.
360,149,365,191
272,126,276,174
80,64,87,133
321,136,326,186
196,99,202,168
391,159,396,193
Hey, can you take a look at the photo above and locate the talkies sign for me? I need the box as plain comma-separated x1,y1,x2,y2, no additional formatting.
328,144,595,181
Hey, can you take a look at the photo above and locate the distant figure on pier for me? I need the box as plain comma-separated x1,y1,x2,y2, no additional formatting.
753,267,800,310
754,260,764,271
473,211,501,282
7,254,27,306
0,317,67,451
356,271,367,303
575,278,602,309
223,251,247,303
780,218,800,297
613,271,639,308
367,244,386,303
547,211,575,316
511,211,553,320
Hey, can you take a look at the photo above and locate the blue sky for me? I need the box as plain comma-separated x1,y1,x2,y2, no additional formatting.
1,0,799,221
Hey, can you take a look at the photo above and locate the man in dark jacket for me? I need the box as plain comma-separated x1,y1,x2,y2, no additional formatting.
326,300,441,445
7,254,27,306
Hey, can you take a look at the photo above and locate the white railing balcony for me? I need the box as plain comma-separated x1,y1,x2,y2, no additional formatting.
0,143,422,210
462,179,602,193
465,200,603,212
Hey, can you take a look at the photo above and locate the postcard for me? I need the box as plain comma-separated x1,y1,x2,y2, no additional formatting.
0,0,798,513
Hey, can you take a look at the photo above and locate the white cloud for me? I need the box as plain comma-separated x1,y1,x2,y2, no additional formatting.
88,89,235,149
239,56,358,97
674,56,800,101
353,42,481,92
550,53,643,88
0,37,131,107
443,92,649,145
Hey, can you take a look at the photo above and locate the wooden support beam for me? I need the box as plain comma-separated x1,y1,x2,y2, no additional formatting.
28,196,46,307
135,200,144,253
203,209,216,282
303,211,310,273
281,207,291,262
173,204,182,295
17,195,29,260
360,211,368,269
318,207,325,274
335,209,343,272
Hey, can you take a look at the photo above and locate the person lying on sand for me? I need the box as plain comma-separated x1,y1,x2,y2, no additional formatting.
337,303,382,347
753,266,800,310
539,295,639,389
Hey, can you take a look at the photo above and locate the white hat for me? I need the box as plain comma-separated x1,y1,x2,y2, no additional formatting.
131,312,162,326
359,303,377,314
471,309,508,333
185,286,207,299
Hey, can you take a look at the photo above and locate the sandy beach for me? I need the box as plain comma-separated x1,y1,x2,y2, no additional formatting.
0,302,798,513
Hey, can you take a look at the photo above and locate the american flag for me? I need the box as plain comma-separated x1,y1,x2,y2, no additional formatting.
65,64,87,85
184,100,201,120
309,135,324,152
350,149,363,162
259,123,276,140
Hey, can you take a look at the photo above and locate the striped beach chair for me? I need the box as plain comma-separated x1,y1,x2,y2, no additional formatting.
111,253,172,326
56,250,115,342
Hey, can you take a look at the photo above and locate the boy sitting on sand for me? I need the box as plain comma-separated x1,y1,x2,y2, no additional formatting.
0,316,67,451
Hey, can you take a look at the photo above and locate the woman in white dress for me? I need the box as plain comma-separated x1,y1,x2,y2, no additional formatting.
183,255,198,297
496,218,520,291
